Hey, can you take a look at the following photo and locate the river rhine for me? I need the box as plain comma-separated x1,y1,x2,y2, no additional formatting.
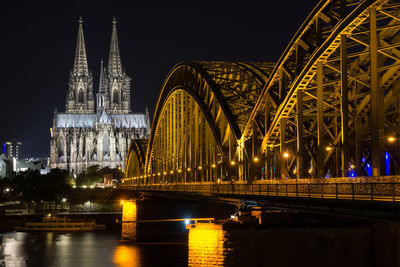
0,231,187,267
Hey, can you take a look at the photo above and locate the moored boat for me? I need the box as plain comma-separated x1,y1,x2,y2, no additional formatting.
16,215,106,232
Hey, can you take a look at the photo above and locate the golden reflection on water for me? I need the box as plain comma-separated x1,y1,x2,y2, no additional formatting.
113,245,141,267
188,223,226,267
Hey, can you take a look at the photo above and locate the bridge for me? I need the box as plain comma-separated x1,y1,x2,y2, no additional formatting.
121,0,400,217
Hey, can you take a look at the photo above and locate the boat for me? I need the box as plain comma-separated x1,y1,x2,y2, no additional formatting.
16,215,106,232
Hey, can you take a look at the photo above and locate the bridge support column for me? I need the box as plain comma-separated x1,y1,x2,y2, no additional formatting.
370,6,385,176
317,61,325,178
340,34,349,177
296,89,304,179
280,119,287,179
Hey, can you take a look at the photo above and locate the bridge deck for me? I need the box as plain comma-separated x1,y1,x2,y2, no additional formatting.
122,180,400,203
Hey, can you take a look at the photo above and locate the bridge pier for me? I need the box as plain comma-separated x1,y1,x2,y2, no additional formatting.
120,193,236,242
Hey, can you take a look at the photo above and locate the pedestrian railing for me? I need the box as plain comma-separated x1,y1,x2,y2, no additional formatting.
121,181,400,202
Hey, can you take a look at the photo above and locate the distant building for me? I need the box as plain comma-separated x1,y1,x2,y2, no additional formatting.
3,140,22,159
0,154,12,178
50,18,150,175
18,157,51,175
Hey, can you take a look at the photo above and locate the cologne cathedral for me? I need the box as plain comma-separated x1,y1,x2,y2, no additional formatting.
50,18,150,175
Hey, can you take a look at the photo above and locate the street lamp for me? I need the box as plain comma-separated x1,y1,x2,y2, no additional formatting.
253,157,259,162
230,160,236,166
283,152,289,158
388,136,396,142
326,145,333,151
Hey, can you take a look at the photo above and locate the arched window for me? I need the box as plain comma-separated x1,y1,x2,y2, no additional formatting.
78,89,84,103
103,134,109,156
113,90,119,104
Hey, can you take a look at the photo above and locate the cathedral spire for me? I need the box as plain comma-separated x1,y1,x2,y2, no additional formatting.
99,58,107,92
108,17,122,76
73,17,89,77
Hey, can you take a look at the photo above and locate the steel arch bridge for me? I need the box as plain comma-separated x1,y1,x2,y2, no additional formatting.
123,0,400,187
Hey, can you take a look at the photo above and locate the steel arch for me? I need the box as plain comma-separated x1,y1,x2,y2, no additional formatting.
244,0,400,179
139,61,273,183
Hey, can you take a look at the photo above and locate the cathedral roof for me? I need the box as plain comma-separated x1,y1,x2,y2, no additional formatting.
72,17,89,77
56,113,149,129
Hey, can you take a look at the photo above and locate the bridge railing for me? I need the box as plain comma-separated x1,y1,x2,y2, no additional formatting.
122,180,400,202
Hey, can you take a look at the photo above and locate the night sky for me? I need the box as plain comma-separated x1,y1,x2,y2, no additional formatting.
0,0,317,157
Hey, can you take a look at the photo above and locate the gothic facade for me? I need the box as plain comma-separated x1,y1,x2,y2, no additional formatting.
50,18,150,175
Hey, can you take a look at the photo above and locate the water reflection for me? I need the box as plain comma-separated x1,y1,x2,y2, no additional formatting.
187,221,400,267
0,231,186,267
113,245,141,267
1,232,28,266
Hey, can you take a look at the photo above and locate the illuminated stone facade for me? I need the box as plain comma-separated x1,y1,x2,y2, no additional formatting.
50,18,150,175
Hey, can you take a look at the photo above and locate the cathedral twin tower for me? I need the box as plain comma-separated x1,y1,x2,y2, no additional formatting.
50,18,150,175
67,17,130,114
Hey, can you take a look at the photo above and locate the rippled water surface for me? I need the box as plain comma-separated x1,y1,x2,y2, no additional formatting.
0,231,187,267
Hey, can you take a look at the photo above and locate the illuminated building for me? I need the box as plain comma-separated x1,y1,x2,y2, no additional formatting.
3,140,22,160
50,17,150,175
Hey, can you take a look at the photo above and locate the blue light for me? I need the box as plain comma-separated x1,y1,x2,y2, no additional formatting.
3,143,5,155
366,163,372,176
349,171,356,177
362,157,365,163
385,152,390,175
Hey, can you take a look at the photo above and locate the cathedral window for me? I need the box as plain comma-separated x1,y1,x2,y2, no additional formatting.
103,134,110,155
113,90,118,104
78,89,84,103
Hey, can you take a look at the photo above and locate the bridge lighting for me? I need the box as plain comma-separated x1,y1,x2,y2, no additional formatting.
326,146,333,151
283,152,289,158
184,219,190,225
217,178,221,182
140,175,143,178
350,164,355,169
308,168,313,174
153,173,155,176
178,169,182,173
158,173,161,176
212,163,216,168
198,166,203,170
230,160,236,166
120,200,124,205
187,167,191,171
253,157,259,162
170,170,174,174
388,136,396,142
163,171,167,175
